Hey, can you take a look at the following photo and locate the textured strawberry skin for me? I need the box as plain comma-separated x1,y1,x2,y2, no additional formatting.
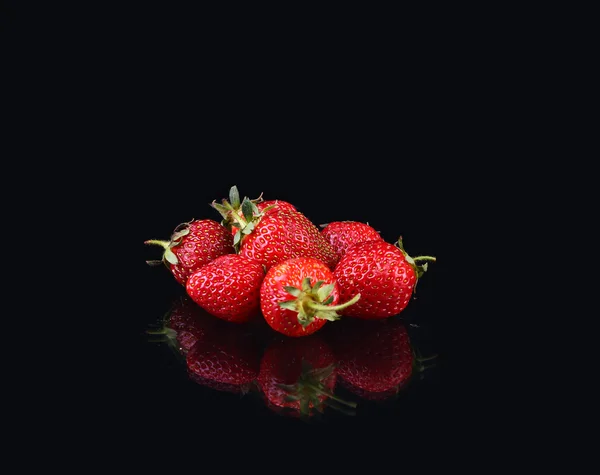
169,219,234,285
230,200,297,236
257,335,336,411
333,240,416,319
321,221,383,259
167,296,221,352
240,210,338,271
329,318,413,396
186,328,261,388
260,257,339,337
186,254,264,323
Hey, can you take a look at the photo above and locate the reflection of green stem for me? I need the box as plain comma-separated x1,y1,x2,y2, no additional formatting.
325,399,357,416
305,382,357,408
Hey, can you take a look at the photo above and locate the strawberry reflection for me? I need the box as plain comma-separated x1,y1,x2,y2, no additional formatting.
327,317,433,401
257,334,356,418
167,296,221,352
186,330,261,394
147,297,434,412
148,296,265,394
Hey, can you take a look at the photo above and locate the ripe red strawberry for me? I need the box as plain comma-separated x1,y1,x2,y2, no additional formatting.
260,257,360,337
333,238,435,319
241,210,339,270
227,199,297,237
321,221,383,258
211,186,296,237
212,186,337,270
257,200,296,215
328,318,414,400
257,334,355,417
186,254,264,323
145,219,234,285
186,323,262,394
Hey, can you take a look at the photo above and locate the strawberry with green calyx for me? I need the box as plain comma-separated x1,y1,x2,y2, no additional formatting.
211,186,263,246
395,236,437,281
211,185,296,250
320,220,383,258
144,219,234,286
212,186,337,269
333,238,436,319
260,257,360,337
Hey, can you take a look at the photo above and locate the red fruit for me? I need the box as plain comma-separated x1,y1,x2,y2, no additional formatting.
145,219,234,285
257,335,354,417
186,324,261,393
240,210,339,270
321,221,383,258
260,257,360,337
333,238,435,319
212,186,337,270
329,318,414,399
186,254,264,323
227,200,297,237
257,200,296,215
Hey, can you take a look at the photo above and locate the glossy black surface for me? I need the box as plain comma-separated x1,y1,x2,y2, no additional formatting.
121,176,472,459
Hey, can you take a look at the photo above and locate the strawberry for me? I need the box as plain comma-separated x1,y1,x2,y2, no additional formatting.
321,221,383,258
228,199,297,237
328,318,414,400
257,200,296,215
145,219,234,286
186,322,262,394
186,254,264,323
257,334,356,417
260,257,360,337
240,210,339,270
211,185,297,237
333,238,436,319
212,186,338,270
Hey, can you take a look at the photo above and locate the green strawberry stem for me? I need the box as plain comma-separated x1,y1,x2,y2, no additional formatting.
212,186,268,252
413,256,437,262
144,240,169,249
305,293,361,312
280,278,361,327
144,224,191,265
395,237,436,285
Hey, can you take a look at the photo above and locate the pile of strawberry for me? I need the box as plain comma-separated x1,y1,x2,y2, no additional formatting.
145,186,435,337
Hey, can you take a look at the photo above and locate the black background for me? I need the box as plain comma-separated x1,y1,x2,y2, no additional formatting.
4,4,510,468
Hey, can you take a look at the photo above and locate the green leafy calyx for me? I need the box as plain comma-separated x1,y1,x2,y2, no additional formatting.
210,185,266,252
395,236,436,293
277,277,360,327
144,220,193,266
